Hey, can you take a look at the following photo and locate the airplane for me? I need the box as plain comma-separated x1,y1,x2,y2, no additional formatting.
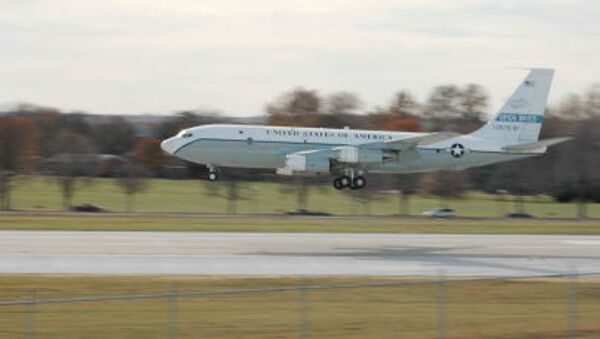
161,68,570,190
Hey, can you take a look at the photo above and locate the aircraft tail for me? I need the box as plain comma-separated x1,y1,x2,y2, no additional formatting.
470,68,554,145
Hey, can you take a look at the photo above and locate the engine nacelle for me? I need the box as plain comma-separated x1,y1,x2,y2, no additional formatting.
277,150,330,175
334,146,383,163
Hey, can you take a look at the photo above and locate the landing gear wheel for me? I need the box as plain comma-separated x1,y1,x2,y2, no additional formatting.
206,165,220,182
207,168,221,181
339,176,351,187
352,176,366,189
333,178,344,190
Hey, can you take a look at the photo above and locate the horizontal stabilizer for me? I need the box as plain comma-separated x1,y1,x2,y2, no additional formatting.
502,137,572,153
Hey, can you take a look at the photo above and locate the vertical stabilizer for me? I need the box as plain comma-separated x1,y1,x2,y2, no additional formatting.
470,68,554,145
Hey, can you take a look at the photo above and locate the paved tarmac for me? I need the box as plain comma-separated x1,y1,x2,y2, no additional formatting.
1,231,599,276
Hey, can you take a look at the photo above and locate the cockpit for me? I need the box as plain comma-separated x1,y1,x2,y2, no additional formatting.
178,130,194,138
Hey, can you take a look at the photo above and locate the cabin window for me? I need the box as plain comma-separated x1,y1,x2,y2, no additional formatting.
239,130,244,134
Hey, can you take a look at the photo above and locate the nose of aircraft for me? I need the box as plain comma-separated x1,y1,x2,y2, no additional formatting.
160,137,178,155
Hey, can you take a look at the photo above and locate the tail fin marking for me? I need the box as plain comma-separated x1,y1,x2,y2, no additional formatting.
470,68,554,145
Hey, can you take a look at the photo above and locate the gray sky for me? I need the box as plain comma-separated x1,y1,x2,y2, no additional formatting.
1,0,598,117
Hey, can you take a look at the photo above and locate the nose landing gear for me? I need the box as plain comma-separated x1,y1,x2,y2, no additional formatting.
207,166,220,181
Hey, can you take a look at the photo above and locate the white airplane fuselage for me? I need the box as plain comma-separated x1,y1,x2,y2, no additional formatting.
161,124,531,174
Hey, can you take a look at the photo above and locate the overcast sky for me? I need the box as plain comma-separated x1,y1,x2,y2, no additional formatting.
0,0,598,117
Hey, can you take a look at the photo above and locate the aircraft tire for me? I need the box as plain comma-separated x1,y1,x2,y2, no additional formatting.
339,176,351,187
333,178,344,190
353,176,366,189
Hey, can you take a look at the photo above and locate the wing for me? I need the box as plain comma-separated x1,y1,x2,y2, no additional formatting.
277,132,462,175
363,132,461,151
332,132,462,164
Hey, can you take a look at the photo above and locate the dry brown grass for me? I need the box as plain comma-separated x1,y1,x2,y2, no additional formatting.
0,275,599,338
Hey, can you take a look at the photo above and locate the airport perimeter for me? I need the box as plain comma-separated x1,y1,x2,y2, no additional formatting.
1,274,599,338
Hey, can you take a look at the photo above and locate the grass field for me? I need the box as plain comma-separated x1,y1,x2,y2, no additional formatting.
1,214,600,234
6,176,600,218
0,275,599,338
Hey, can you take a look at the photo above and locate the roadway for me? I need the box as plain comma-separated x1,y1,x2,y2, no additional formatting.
1,231,599,276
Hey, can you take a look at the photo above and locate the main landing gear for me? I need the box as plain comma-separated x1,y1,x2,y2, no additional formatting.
333,175,367,190
207,166,220,181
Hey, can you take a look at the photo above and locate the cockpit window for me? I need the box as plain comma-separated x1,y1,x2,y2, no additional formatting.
182,132,193,138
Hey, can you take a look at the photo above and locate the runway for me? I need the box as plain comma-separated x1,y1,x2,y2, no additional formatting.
1,231,599,276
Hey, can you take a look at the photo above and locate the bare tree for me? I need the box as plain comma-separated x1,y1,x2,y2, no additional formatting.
552,118,600,218
486,159,542,215
47,130,97,211
458,84,488,123
203,178,249,214
393,174,420,216
93,117,136,155
268,88,321,116
279,177,322,213
202,180,222,213
419,171,469,208
556,94,584,119
584,84,600,118
424,84,488,132
390,90,417,117
225,180,241,214
347,188,386,216
424,85,462,119
115,162,151,212
325,92,362,115
266,88,322,126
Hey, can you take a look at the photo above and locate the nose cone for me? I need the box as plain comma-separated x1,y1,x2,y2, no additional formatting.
160,137,179,155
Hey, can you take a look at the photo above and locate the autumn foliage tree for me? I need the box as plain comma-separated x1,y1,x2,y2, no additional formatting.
380,117,421,132
0,117,39,210
134,137,166,172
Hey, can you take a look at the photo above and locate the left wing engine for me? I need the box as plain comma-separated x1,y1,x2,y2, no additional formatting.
333,146,383,163
276,149,331,175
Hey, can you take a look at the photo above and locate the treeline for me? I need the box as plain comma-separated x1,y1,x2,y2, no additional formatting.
1,83,599,216
0,107,227,211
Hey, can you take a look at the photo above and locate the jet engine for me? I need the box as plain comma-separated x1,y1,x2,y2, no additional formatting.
277,150,330,175
333,146,383,164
